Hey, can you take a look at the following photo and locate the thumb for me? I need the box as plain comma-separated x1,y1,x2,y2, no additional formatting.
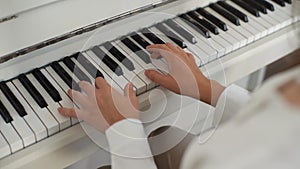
124,82,136,98
145,70,169,86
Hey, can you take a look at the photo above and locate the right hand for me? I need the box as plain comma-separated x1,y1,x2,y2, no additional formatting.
145,43,224,106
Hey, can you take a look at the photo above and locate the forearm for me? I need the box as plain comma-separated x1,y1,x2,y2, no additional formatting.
213,84,251,126
106,119,157,169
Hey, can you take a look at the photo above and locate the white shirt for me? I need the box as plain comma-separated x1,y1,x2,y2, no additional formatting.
105,85,250,169
105,66,300,169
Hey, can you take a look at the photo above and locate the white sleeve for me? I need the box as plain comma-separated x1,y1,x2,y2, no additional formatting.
105,119,157,169
213,84,250,126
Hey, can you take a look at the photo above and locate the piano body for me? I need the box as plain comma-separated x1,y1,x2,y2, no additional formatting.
0,0,299,168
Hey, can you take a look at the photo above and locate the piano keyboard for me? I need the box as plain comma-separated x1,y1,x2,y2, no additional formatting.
0,0,299,159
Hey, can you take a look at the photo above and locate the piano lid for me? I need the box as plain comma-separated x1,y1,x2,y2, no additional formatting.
0,0,61,21
0,0,170,61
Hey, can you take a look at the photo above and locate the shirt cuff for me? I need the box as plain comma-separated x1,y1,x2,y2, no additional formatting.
213,84,250,126
105,118,153,158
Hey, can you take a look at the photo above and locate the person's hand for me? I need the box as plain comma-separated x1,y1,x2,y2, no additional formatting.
58,78,139,132
145,43,224,106
278,79,300,108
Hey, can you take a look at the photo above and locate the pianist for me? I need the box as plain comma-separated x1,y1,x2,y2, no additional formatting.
58,43,300,169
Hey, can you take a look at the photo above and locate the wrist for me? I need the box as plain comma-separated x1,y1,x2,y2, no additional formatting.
197,79,225,106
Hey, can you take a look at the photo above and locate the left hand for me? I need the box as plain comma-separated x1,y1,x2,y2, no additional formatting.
58,77,139,132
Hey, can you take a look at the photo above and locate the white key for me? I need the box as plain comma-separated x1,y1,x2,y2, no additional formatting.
270,5,293,26
205,8,253,45
100,45,146,94
266,9,288,29
117,37,168,72
209,6,261,42
0,133,10,158
260,12,282,31
84,51,129,91
162,23,218,60
40,69,77,125
73,54,123,92
114,40,159,86
227,1,275,34
115,39,158,90
0,90,35,147
150,27,207,65
59,62,81,83
81,52,124,93
242,15,269,38
271,1,294,16
13,79,59,136
26,74,71,130
210,32,234,55
174,18,226,58
45,67,72,93
134,33,172,71
57,62,84,124
148,27,204,66
6,82,47,141
70,57,97,84
46,65,79,124
0,116,23,153
268,0,298,22
193,10,242,52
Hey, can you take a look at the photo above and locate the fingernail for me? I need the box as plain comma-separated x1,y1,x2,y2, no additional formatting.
129,82,134,88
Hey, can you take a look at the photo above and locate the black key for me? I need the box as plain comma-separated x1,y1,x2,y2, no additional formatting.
62,57,91,82
0,100,13,123
284,0,292,4
232,0,260,17
71,53,104,79
130,32,151,49
32,69,62,103
141,28,165,44
179,14,211,38
209,3,241,26
254,0,275,11
196,8,228,31
0,82,27,117
91,46,123,76
102,42,135,71
121,37,151,64
50,62,81,91
165,19,197,44
187,11,219,35
155,23,187,48
243,0,268,14
217,1,249,22
18,74,48,108
271,0,286,6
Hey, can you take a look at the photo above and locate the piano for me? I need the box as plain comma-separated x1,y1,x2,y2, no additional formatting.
0,0,299,168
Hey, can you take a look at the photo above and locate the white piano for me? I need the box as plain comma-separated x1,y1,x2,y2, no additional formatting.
0,0,299,168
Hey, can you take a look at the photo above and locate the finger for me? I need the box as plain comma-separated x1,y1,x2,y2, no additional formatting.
146,44,173,61
79,81,96,97
145,70,169,86
95,77,109,89
147,44,171,51
165,42,181,53
150,52,161,59
124,82,136,99
68,89,91,107
187,53,196,62
58,107,84,119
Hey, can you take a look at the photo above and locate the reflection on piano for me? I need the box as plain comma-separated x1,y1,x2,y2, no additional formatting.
0,0,299,168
